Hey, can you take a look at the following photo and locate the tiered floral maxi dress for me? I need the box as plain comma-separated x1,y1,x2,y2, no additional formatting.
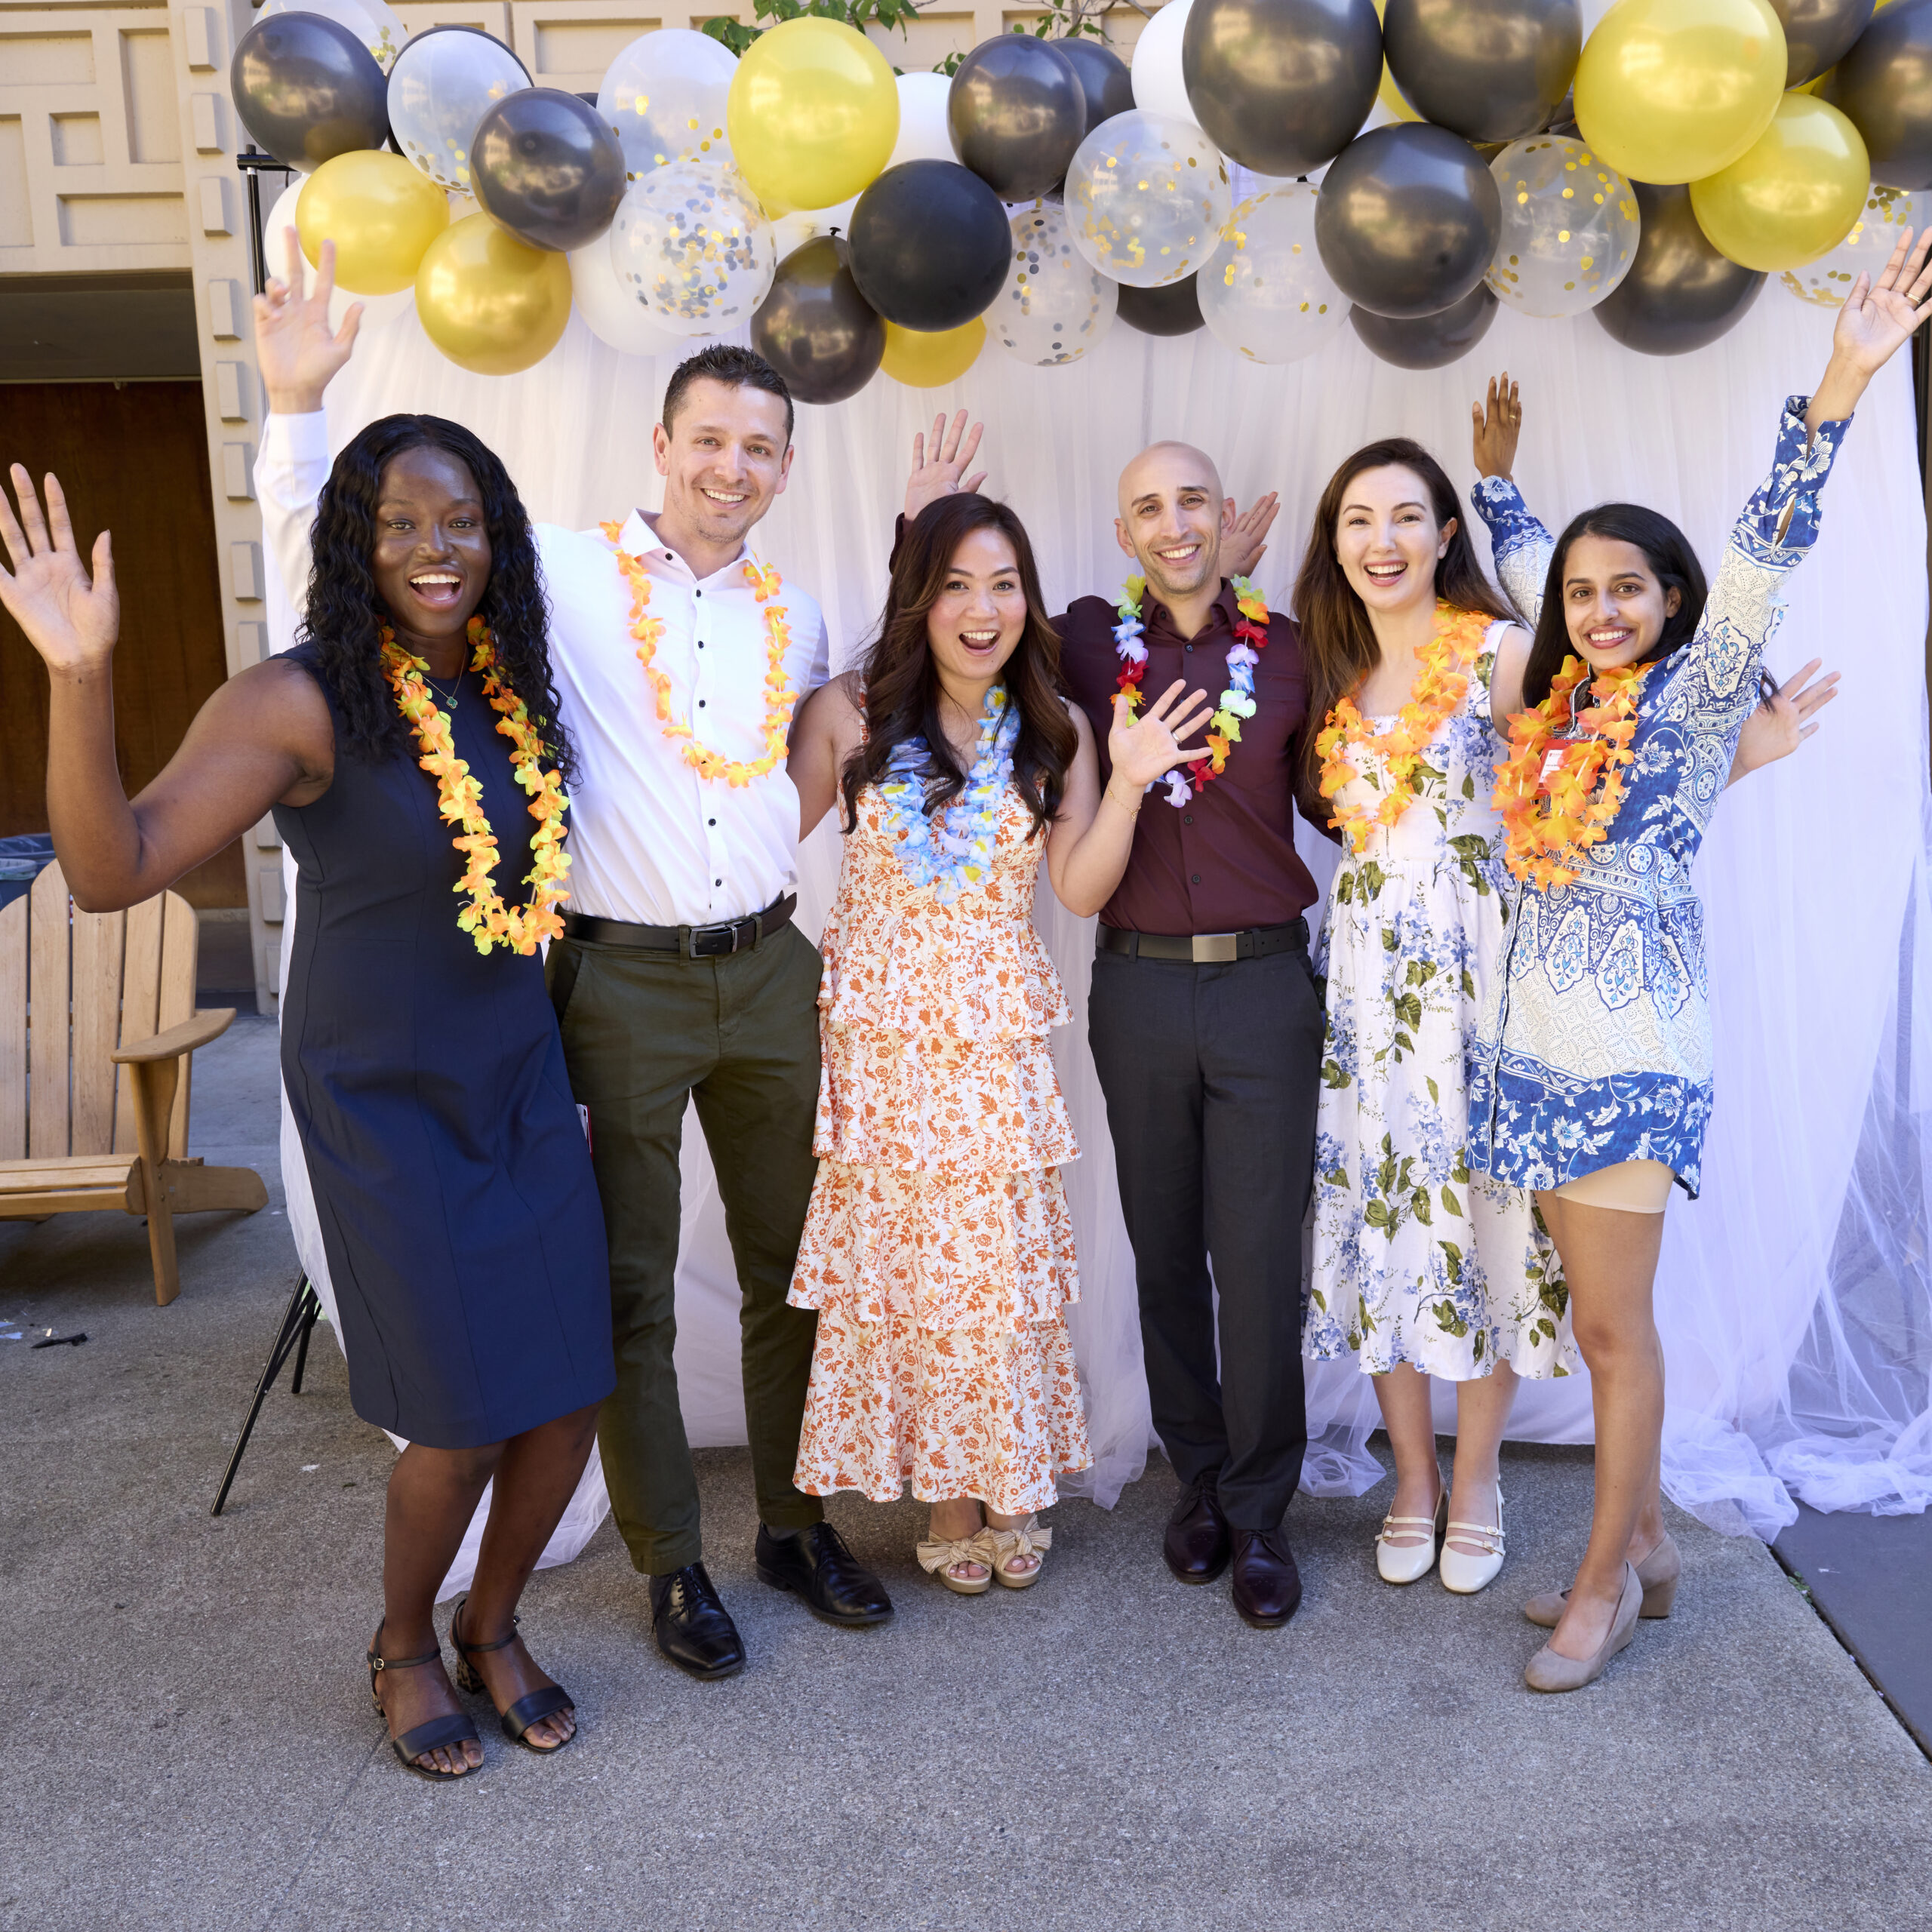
788,780,1091,1515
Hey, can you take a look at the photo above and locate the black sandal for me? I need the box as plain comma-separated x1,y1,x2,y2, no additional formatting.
450,1595,577,1754
367,1623,482,1781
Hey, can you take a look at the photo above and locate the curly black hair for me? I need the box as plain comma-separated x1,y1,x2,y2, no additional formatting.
296,413,575,781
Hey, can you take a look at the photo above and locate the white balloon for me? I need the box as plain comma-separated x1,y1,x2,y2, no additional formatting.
770,199,857,258
1131,0,1198,130
608,162,776,337
992,200,1117,365
1485,136,1639,320
1065,108,1229,288
260,0,405,72
264,178,415,328
1783,184,1929,309
569,236,685,355
597,28,737,180
1198,185,1346,364
892,71,957,167
386,26,531,193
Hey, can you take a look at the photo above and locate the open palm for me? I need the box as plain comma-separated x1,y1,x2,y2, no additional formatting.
0,465,117,674
1109,680,1217,789
1834,226,1932,377
254,232,361,408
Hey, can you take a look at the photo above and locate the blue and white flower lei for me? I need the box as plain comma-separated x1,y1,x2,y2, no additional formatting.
878,685,1020,903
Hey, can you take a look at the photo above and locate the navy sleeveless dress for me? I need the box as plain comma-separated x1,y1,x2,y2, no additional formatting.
275,644,615,1449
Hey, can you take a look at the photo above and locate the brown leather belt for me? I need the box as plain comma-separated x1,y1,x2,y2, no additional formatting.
563,894,796,958
1095,917,1308,964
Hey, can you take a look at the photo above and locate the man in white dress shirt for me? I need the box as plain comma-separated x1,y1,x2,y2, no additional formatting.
254,245,891,1682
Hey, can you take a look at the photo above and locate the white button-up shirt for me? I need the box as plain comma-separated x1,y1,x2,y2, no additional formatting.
255,411,829,928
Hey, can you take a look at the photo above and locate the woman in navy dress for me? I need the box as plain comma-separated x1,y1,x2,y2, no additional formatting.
0,245,614,1780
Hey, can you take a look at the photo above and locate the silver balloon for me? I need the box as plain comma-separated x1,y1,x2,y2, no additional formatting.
472,89,626,253
387,25,531,193
752,239,884,405
596,28,737,180
1782,183,1927,306
1825,2,1932,191
1383,0,1580,145
1117,272,1205,334
1060,39,1136,132
1485,134,1638,318
947,36,1088,202
229,12,389,171
1592,181,1765,356
1064,108,1231,288
608,162,776,337
1315,123,1503,318
1198,184,1349,362
1350,281,1499,367
1770,0,1876,89
990,201,1118,365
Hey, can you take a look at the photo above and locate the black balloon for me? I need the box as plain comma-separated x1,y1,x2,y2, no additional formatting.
1826,0,1932,189
1350,281,1499,368
947,37,1088,202
1771,0,1876,88
1117,274,1204,336
472,89,625,253
848,160,1012,332
1315,124,1503,319
1182,0,1381,177
229,12,389,170
1060,38,1135,133
1383,0,1580,145
1592,182,1765,357
752,239,884,406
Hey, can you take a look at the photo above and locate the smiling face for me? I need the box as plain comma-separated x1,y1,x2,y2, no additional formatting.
1334,463,1452,616
1115,441,1233,608
652,376,793,552
369,445,491,645
1561,534,1681,672
925,524,1026,697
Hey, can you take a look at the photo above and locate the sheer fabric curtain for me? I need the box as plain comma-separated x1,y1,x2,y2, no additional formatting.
282,275,1932,1540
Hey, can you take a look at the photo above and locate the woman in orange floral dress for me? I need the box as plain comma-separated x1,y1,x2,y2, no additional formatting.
786,491,1217,1592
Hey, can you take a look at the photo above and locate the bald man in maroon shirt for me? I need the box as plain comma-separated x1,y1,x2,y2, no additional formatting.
904,417,1326,1629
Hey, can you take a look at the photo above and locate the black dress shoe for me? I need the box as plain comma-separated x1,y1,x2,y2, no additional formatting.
648,1561,746,1679
1230,1527,1303,1629
1163,1481,1232,1585
755,1523,894,1626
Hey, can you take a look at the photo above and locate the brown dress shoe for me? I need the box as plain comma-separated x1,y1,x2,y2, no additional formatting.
1230,1527,1302,1628
1163,1482,1232,1585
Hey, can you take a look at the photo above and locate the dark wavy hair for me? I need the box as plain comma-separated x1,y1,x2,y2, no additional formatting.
1291,437,1514,803
296,414,574,780
1521,502,1709,709
840,494,1077,838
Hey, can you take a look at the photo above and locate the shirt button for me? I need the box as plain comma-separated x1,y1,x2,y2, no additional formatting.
708,817,716,827
698,698,706,708
695,588,703,598
1185,643,1194,654
697,640,705,649
715,877,721,887
1191,872,1201,885
1183,813,1194,825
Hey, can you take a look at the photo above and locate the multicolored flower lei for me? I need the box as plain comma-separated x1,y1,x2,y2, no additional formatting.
878,685,1020,903
1315,601,1492,852
1492,654,1655,890
601,523,798,787
380,617,571,955
1113,574,1269,807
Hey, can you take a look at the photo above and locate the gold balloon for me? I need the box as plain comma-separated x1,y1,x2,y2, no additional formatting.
727,17,899,216
1692,93,1871,271
880,317,986,388
297,149,449,295
1574,0,1789,186
414,214,573,376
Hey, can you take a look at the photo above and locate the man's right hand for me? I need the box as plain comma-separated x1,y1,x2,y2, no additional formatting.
906,409,987,521
254,231,361,416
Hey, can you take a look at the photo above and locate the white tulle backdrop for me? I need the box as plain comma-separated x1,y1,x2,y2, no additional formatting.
266,272,1932,1555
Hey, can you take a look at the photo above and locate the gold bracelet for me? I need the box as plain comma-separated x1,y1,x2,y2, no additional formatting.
1105,781,1144,816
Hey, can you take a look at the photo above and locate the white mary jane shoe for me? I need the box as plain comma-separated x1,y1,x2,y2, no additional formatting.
1375,1491,1447,1585
1438,1486,1506,1595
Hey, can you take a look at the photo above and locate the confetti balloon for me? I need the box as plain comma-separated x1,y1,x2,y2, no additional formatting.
1064,109,1231,289
1484,135,1640,317
1781,181,1925,303
260,0,405,72
608,162,776,337
568,233,686,355
990,200,1118,365
1198,183,1348,361
387,25,531,193
596,28,736,180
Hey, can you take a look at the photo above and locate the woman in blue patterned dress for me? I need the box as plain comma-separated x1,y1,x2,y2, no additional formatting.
1463,232,1932,1690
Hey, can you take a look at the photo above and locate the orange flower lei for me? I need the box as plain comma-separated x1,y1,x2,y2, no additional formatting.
380,617,571,955
1491,654,1654,890
601,523,798,786
1315,601,1492,852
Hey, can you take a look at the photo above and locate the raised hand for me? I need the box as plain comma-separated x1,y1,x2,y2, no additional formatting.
1832,226,1932,378
1472,373,1521,480
906,409,987,521
1224,492,1279,581
0,465,117,675
1108,679,1217,792
254,231,361,414
1734,657,1840,776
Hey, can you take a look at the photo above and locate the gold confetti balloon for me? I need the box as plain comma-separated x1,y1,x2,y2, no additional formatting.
608,162,777,337
1484,136,1641,318
1065,108,1230,290
260,0,404,74
415,213,573,375
1781,182,1927,305
992,201,1117,366
1198,183,1346,365
597,28,737,181
386,25,531,192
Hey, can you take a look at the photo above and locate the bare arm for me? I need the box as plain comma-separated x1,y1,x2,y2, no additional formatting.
790,671,866,841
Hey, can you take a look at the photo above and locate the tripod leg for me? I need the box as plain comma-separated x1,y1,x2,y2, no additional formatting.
289,1290,318,1396
211,1275,315,1517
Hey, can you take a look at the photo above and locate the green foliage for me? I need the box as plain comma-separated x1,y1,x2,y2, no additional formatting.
701,0,923,58
1020,0,1109,38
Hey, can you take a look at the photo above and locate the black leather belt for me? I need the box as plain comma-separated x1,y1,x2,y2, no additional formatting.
1096,917,1307,964
563,894,796,958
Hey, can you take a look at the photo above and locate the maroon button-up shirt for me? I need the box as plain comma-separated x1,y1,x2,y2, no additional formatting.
1057,582,1323,935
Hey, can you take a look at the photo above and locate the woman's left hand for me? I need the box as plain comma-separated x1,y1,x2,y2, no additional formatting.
1108,679,1217,792
1734,657,1839,775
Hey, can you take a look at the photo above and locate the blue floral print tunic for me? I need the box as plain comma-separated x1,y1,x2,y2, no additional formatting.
1465,398,1849,1198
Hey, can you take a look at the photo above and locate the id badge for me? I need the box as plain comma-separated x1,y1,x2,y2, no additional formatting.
1536,744,1571,795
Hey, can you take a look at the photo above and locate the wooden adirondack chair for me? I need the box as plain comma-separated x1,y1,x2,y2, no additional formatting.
0,859,268,1305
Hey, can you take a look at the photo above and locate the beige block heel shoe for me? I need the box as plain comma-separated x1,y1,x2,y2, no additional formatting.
1523,1530,1681,1628
1524,1561,1642,1693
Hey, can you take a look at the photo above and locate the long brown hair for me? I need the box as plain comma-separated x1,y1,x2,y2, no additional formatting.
841,494,1077,838
1290,437,1514,803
